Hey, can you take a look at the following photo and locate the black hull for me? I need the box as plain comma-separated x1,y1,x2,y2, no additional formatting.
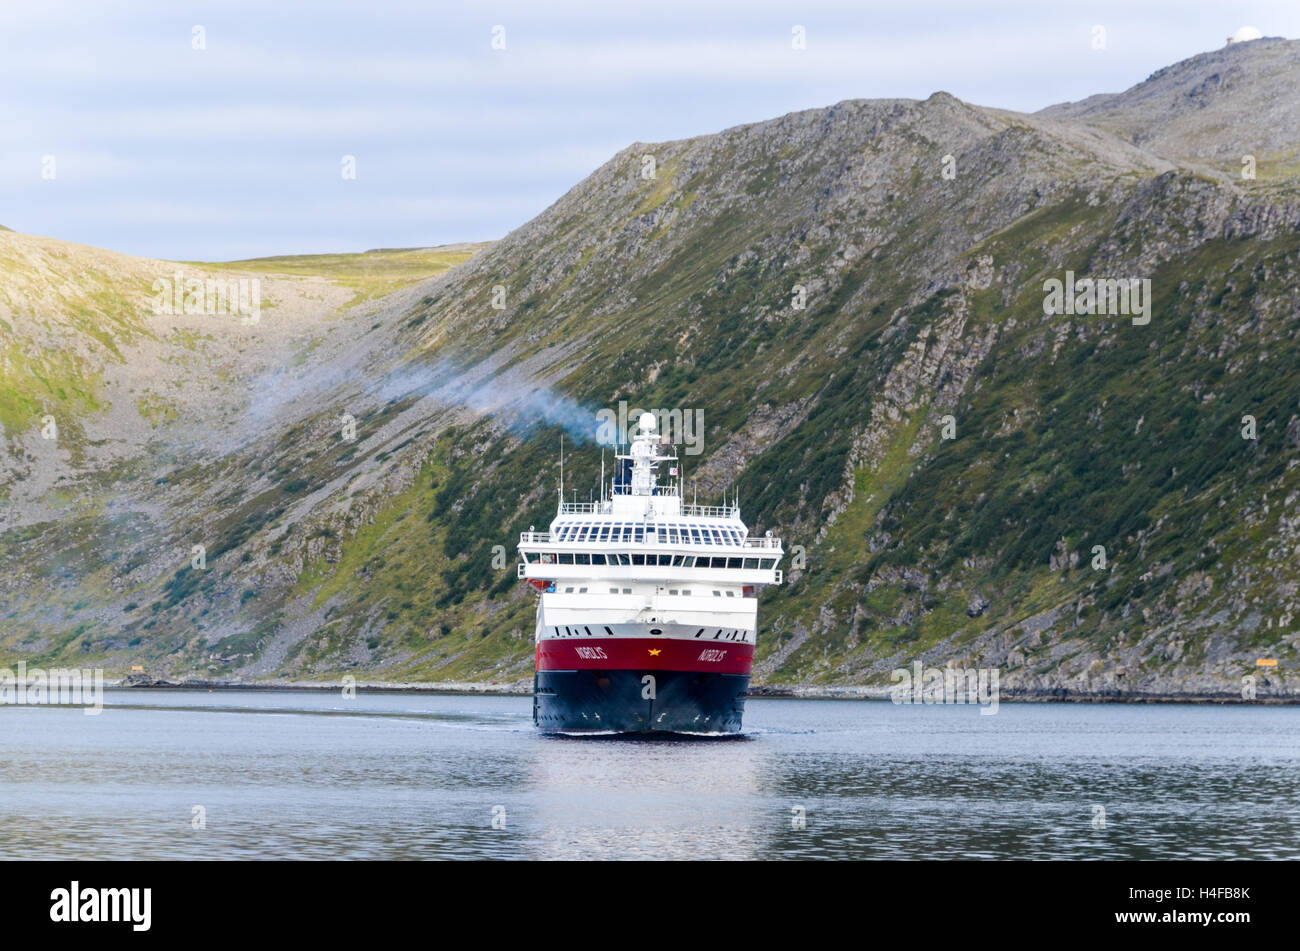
534,669,749,734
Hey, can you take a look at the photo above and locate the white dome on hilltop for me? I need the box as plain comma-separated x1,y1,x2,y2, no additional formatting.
1230,26,1263,43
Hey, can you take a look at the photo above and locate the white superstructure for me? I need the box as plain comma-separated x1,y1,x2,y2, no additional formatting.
518,413,783,646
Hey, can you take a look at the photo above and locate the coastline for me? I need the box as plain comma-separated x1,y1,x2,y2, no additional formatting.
107,677,1299,704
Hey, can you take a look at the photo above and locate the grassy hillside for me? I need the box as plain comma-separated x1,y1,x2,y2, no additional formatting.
213,245,485,307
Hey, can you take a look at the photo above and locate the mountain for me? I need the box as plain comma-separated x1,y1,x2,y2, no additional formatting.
3,39,1299,698
1039,36,1300,170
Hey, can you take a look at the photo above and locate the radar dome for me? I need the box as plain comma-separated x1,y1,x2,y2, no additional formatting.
1230,26,1263,42
639,412,656,433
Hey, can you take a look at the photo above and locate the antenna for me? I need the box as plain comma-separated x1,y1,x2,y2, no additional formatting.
559,435,564,508
600,449,605,504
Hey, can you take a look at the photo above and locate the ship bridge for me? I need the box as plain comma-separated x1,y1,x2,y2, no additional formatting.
517,412,782,589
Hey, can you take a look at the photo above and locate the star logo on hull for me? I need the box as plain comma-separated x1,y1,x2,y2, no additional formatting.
647,648,662,656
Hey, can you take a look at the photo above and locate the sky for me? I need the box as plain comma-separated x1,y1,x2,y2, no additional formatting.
1,0,1297,261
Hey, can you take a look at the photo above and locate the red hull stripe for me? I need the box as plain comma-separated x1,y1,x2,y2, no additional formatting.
537,637,754,674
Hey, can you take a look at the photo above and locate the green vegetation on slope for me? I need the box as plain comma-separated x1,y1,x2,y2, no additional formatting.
210,245,487,307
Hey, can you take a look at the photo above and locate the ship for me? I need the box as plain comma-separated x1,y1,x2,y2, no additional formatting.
517,412,783,734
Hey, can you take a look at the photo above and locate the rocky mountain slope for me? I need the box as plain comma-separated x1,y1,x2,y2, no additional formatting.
1039,36,1300,170
2,38,1298,697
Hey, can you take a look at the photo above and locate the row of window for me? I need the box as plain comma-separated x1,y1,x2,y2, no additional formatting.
525,552,777,570
555,586,738,598
554,522,747,546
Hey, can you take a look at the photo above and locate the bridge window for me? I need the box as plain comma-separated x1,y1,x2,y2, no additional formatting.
759,558,776,569
727,558,742,569
743,558,758,569
591,553,606,565
524,552,539,563
558,553,574,565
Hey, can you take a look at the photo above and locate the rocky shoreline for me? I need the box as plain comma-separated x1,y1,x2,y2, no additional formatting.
112,676,1298,703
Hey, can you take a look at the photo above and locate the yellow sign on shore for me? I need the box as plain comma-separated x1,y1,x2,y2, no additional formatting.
1256,659,1278,667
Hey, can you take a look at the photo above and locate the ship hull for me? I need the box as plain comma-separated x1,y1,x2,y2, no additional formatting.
534,669,749,734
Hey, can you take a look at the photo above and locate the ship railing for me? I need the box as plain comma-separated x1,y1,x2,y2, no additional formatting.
610,482,681,495
558,498,731,517
679,504,740,518
520,530,782,548
558,502,602,514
